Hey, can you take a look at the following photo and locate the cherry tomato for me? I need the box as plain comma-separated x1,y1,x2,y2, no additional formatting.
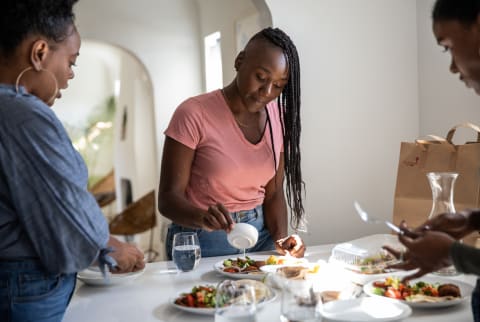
385,287,402,299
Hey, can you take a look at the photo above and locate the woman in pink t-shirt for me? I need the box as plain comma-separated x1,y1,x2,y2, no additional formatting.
158,27,305,258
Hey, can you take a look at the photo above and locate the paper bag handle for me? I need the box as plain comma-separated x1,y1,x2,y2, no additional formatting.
446,122,480,143
415,134,455,152
415,134,448,145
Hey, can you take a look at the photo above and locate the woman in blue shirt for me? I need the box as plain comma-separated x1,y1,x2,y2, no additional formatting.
0,1,144,321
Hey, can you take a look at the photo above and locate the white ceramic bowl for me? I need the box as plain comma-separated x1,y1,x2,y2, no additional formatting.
227,223,259,249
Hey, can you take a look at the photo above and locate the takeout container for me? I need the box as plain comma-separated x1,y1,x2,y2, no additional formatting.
329,234,404,284
227,223,258,249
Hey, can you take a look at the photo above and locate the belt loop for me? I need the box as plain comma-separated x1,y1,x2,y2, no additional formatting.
231,212,239,223
254,205,260,219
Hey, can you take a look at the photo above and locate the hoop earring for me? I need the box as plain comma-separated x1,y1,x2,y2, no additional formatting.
15,66,59,105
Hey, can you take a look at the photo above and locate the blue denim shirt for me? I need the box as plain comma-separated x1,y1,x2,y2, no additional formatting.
0,84,110,273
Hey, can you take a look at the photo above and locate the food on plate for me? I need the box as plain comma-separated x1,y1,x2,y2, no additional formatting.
320,290,340,303
438,283,461,297
236,279,273,303
371,277,462,302
174,281,272,310
352,253,397,274
266,255,279,265
222,256,264,273
358,253,395,266
174,285,216,308
334,252,397,275
276,266,309,280
221,255,309,275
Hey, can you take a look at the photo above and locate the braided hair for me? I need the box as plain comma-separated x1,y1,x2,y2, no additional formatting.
250,27,305,230
0,0,78,59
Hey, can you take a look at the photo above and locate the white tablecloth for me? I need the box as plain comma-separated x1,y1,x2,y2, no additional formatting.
64,244,476,322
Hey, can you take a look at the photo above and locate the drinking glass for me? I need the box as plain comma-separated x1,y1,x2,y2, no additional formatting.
172,232,201,272
215,280,257,322
280,278,322,322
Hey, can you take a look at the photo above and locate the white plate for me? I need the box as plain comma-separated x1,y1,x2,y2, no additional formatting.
363,275,474,308
259,258,315,272
171,286,277,315
319,297,412,321
213,256,268,280
77,267,145,286
171,303,215,316
343,268,412,286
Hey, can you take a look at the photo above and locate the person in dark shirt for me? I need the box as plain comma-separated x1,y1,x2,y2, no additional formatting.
385,1,480,321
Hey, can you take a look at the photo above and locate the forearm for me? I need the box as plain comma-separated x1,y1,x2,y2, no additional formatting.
107,236,122,248
263,194,288,241
158,191,206,229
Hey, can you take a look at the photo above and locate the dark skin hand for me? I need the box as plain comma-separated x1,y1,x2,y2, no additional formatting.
275,234,305,258
262,154,305,258
383,210,476,282
408,212,473,240
107,236,145,273
383,223,455,283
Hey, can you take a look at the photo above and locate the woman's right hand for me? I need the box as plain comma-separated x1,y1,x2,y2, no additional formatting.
201,203,234,232
275,234,305,258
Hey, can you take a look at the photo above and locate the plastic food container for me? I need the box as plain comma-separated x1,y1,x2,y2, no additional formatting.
329,234,404,284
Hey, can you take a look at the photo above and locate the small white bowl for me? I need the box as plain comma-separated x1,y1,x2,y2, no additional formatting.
227,223,259,249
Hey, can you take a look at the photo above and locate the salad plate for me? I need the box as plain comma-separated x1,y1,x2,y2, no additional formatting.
213,255,268,280
214,255,308,280
172,281,276,315
172,303,215,316
363,275,474,308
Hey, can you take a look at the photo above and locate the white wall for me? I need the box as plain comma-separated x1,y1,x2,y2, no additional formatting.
73,0,203,259
74,0,203,170
196,0,269,86
417,0,480,143
266,0,419,245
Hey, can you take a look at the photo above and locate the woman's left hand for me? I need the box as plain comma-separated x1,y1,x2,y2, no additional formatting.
275,234,305,258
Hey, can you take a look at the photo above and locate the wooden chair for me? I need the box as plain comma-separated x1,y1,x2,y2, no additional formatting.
109,190,158,262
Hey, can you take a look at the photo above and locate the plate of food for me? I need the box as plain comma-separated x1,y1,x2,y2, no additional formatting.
363,275,474,308
214,255,305,280
77,266,146,286
172,280,276,315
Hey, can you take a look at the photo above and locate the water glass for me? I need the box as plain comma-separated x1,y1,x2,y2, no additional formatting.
172,232,201,272
281,278,322,322
215,280,257,322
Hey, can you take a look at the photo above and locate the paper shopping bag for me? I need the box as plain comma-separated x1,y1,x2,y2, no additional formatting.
393,123,480,246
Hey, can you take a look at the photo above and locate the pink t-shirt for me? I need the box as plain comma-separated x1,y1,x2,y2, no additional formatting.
165,89,284,212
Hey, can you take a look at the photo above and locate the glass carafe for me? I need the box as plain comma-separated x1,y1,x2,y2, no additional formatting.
426,172,459,275
427,172,458,219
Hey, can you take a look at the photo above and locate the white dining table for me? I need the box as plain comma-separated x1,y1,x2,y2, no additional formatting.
64,243,477,322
